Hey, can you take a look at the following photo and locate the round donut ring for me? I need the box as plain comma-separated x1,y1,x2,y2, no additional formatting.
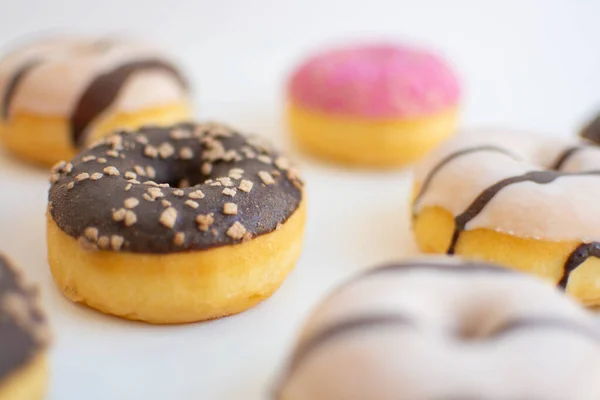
0,36,191,166
46,122,306,324
412,129,600,305
286,43,460,168
0,255,49,400
274,258,600,399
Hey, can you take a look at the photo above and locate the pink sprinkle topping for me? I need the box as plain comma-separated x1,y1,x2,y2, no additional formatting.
288,43,460,118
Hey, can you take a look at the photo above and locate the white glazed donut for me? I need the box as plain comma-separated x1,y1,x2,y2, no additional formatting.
411,129,600,305
274,258,600,400
0,36,192,165
0,37,187,122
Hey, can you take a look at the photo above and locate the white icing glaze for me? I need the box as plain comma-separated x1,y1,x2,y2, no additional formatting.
413,129,600,242
0,37,188,117
276,258,600,400
113,70,187,112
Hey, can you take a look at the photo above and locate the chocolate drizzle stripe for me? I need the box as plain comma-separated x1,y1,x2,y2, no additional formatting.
550,146,583,171
320,262,515,312
414,138,600,288
289,314,412,372
489,317,600,342
581,114,600,145
2,59,43,120
70,59,188,146
91,38,116,52
560,243,600,288
360,261,513,279
447,170,597,255
412,145,520,216
0,255,47,383
445,169,600,287
448,171,559,254
274,314,413,398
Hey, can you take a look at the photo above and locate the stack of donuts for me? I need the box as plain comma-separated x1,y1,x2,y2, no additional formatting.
1,33,600,400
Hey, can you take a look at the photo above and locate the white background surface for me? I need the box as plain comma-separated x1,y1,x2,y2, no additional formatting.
1,1,600,399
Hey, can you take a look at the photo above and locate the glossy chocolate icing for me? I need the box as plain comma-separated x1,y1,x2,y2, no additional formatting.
560,243,600,288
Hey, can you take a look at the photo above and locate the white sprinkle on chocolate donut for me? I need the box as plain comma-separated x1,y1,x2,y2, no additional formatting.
159,207,177,229
226,221,246,240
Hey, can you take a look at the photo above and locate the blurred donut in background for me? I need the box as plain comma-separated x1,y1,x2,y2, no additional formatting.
580,110,600,145
0,36,192,166
0,254,49,400
286,43,460,168
274,258,600,400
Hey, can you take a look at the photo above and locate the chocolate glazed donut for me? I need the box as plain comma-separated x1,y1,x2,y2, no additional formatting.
49,122,303,252
0,255,49,399
46,122,306,324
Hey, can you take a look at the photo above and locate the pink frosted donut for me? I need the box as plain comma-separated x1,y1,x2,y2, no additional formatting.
288,43,460,119
286,43,461,168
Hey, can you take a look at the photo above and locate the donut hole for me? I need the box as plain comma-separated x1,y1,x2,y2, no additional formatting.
454,313,491,340
451,299,508,341
149,159,217,188
455,321,482,340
